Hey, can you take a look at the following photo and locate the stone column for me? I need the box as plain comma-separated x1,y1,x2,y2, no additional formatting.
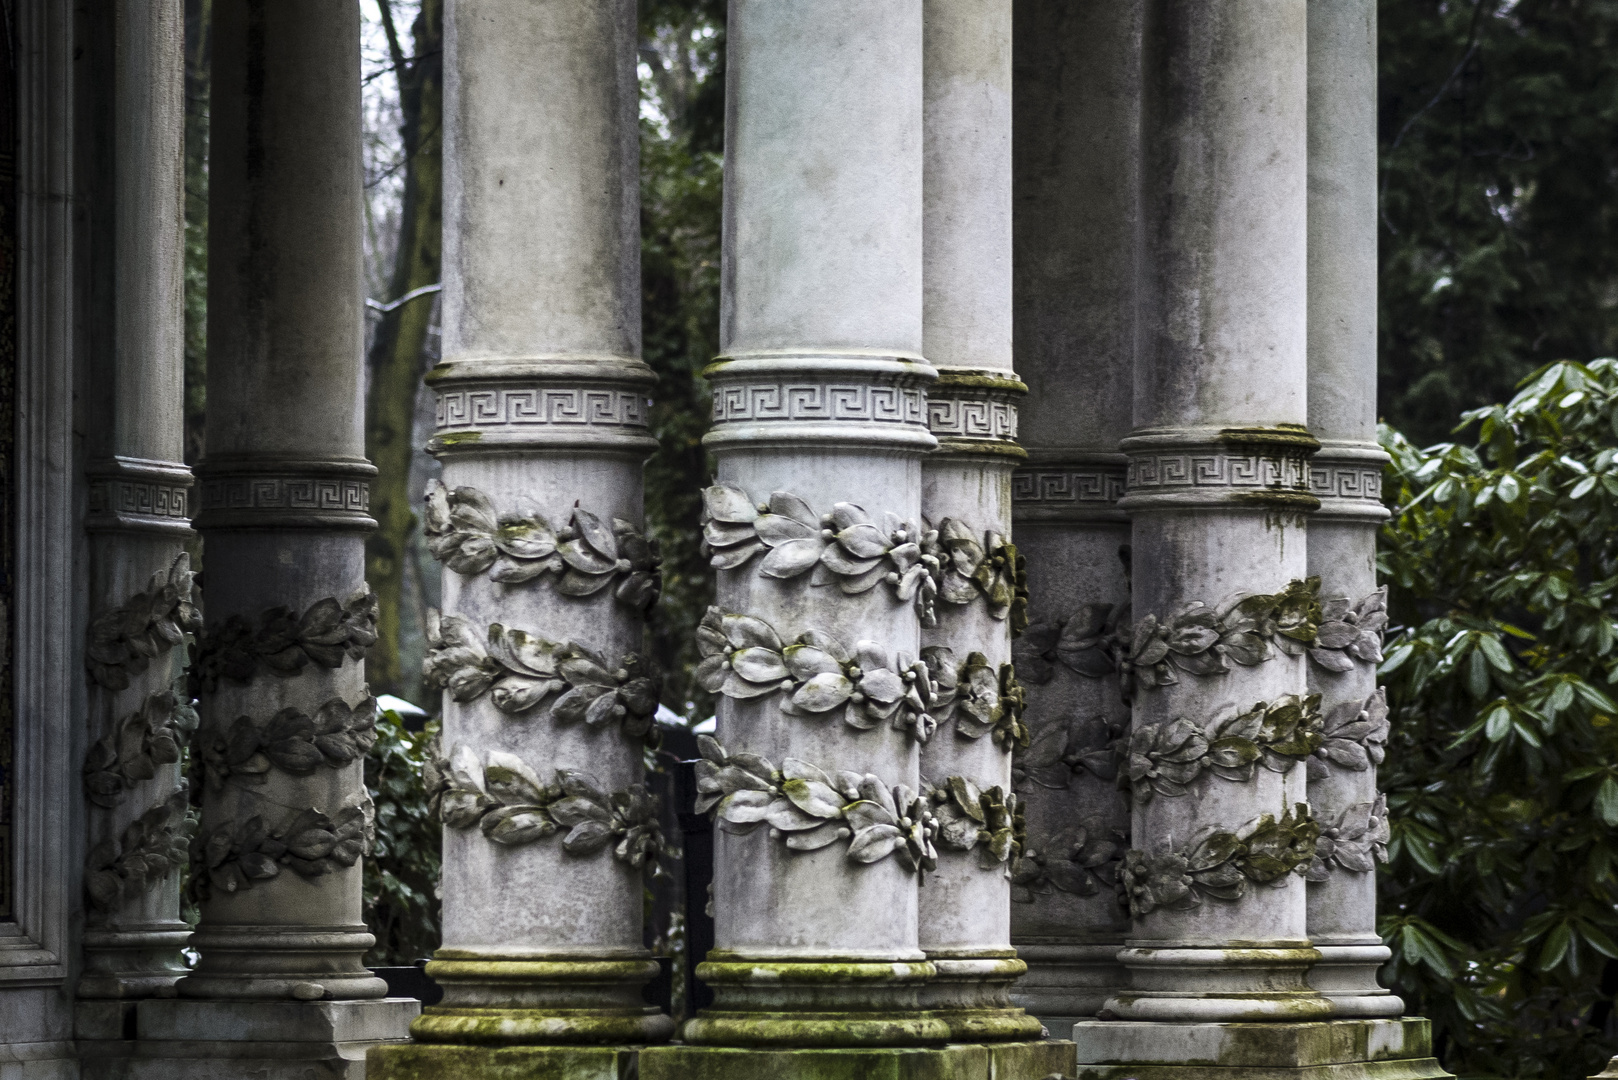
1304,0,1403,1020
916,0,1042,1045
1006,0,1140,1038
79,0,196,1003
369,2,672,1076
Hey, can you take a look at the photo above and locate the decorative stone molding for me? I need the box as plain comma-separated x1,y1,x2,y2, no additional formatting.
1010,822,1125,904
85,456,194,535
421,611,661,737
1011,456,1128,524
82,687,199,808
1118,428,1321,513
189,798,374,901
1307,688,1390,778
925,367,1026,458
191,590,379,691
426,357,659,455
1013,714,1123,792
196,695,379,789
921,647,1027,749
86,552,202,691
1014,601,1128,685
703,354,938,452
193,458,377,531
925,775,1021,867
1116,805,1319,919
1310,444,1393,523
85,785,197,914
426,743,663,867
693,735,939,875
423,480,661,611
695,606,938,742
1125,695,1322,803
1305,795,1389,880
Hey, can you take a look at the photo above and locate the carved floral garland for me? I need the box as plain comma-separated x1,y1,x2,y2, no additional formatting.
1009,822,1126,904
196,695,379,789
1013,714,1124,792
425,743,662,867
86,553,202,691
85,783,198,913
1126,694,1323,803
82,687,199,809
1117,804,1319,918
423,481,662,613
694,735,939,875
1307,688,1390,779
190,589,379,691
189,798,374,901
421,610,661,737
696,606,938,742
925,774,1022,868
1305,795,1390,879
921,647,1027,749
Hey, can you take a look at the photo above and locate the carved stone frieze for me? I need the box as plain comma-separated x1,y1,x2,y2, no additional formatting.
421,611,662,737
1305,795,1390,880
193,459,377,531
190,589,379,691
702,355,938,453
925,367,1026,458
1010,822,1125,905
1117,804,1319,919
1309,445,1393,523
921,646,1027,750
1126,695,1323,803
693,735,939,875
425,357,660,456
924,774,1021,868
695,606,938,742
86,552,203,691
1118,429,1321,513
196,695,379,789
189,798,375,901
423,479,661,611
86,457,194,535
1308,688,1390,779
82,687,199,808
437,386,647,432
1011,458,1128,524
711,377,927,428
85,784,198,914
426,743,663,867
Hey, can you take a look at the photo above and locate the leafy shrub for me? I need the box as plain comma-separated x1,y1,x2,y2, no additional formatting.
363,710,441,965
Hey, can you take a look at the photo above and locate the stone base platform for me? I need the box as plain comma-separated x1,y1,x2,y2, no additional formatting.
639,1040,1075,1080
80,998,418,1080
1067,1018,1451,1079
368,1044,643,1080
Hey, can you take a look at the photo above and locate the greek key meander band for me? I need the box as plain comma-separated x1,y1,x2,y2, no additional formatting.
1127,451,1311,492
435,385,649,433
87,478,192,521
198,475,371,514
1013,465,1128,506
926,397,1019,442
1308,464,1384,502
710,379,928,428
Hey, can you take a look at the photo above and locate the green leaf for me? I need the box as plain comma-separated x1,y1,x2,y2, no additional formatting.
1477,634,1514,672
1484,705,1512,742
1538,923,1573,971
1597,777,1618,827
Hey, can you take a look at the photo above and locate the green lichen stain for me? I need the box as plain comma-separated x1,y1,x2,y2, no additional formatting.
1217,424,1322,453
435,430,483,446
367,1043,640,1080
933,370,1029,395
640,1040,1072,1080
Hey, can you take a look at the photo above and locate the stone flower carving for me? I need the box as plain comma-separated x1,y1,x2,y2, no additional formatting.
1307,688,1390,779
82,686,199,809
1126,694,1323,803
1306,795,1390,880
191,589,379,691
1013,714,1124,791
1013,602,1129,686
423,480,662,612
695,606,937,742
421,610,661,737
700,485,937,621
196,695,379,789
1009,823,1126,904
922,647,1028,750
85,783,197,913
424,743,662,867
926,775,1020,868
1309,588,1388,672
922,519,1029,634
189,798,374,901
693,735,938,875
86,552,202,691
1117,804,1319,918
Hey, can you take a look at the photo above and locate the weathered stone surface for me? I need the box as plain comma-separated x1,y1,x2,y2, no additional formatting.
642,1040,1075,1080
1069,1018,1450,1078
369,1043,641,1080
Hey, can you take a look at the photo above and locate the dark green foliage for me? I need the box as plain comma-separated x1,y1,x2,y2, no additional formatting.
364,711,441,965
639,0,726,720
1379,361,1618,1077
1379,0,1618,444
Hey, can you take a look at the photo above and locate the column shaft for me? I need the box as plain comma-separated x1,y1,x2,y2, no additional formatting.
1007,0,1140,1036
1305,0,1401,1019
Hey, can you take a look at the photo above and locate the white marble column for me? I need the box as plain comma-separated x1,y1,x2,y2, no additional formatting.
79,0,196,1001
1106,0,1330,1023
1305,0,1402,1019
1007,0,1140,1038
916,0,1042,1044
181,0,388,1005
379,0,673,1059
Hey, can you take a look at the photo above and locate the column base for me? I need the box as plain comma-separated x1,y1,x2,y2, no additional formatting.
641,1040,1076,1080
1309,945,1405,1019
1011,944,1127,1039
921,956,1046,1042
368,1043,642,1080
408,956,675,1045
1068,1017,1452,1079
1106,947,1335,1022
78,928,192,999
177,926,389,1001
92,997,418,1080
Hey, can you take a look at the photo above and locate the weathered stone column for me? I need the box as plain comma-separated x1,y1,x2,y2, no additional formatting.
916,0,1043,1045
369,2,673,1076
1006,0,1140,1038
1304,0,1403,1020
79,0,196,1004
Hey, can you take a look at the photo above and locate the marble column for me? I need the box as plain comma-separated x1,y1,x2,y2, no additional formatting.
916,0,1042,1045
1304,0,1403,1020
369,1,672,1075
79,0,196,1003
1006,0,1140,1038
